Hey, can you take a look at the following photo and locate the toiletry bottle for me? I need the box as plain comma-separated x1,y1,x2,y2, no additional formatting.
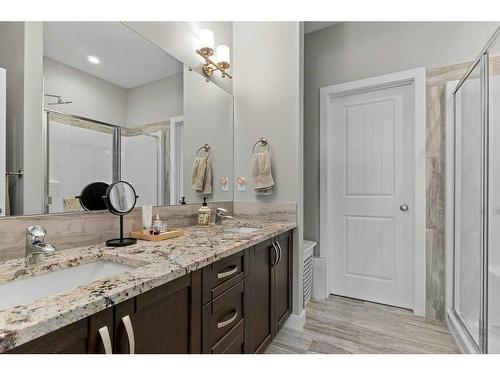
153,214,162,234
198,198,211,226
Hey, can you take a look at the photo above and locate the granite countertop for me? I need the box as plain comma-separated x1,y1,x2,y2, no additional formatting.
0,219,296,352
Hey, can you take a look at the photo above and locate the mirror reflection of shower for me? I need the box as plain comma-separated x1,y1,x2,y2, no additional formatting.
44,93,73,105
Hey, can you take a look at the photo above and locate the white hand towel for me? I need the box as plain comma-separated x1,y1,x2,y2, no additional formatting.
252,151,274,191
192,157,207,192
201,157,212,195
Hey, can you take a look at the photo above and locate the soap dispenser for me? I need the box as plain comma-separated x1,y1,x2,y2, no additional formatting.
198,197,211,226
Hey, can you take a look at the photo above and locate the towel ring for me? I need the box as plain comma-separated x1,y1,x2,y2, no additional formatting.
252,137,270,153
196,144,211,157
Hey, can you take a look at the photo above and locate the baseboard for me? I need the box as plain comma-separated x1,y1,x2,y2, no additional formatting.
446,309,479,354
312,257,328,300
283,310,306,331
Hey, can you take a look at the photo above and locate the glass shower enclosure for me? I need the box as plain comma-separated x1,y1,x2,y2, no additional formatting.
449,25,500,354
44,110,165,214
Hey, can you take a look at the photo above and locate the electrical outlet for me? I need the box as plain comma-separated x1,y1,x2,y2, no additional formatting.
237,177,247,191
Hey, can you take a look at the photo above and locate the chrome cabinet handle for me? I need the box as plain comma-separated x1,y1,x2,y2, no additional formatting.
98,326,113,354
217,310,238,329
400,204,409,212
217,265,238,279
272,242,279,266
122,315,135,354
276,241,283,266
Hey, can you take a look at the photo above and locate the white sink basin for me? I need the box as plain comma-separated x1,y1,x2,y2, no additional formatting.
226,226,260,234
0,260,135,310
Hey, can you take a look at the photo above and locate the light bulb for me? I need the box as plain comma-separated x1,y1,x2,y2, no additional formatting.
199,29,214,50
216,45,230,65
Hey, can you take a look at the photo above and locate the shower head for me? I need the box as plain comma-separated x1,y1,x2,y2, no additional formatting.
44,94,73,105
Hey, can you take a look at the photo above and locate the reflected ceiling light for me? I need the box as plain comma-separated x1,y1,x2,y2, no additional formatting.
195,29,232,81
87,55,100,64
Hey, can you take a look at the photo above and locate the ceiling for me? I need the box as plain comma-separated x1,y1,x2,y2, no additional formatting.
304,22,339,34
43,22,183,89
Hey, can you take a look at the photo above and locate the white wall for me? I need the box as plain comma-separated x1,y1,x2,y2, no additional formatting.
233,22,303,315
124,22,233,94
304,22,500,253
43,57,127,125
126,73,183,128
183,66,233,204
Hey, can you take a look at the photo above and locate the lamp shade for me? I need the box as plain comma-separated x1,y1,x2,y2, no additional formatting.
216,45,230,65
199,29,214,50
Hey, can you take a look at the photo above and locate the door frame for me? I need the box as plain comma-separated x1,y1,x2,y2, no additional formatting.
169,116,184,206
319,67,427,316
0,68,5,216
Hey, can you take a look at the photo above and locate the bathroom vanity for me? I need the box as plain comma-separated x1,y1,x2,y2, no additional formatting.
0,222,294,354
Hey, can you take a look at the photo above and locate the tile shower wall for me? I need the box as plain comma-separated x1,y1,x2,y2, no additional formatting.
425,56,500,320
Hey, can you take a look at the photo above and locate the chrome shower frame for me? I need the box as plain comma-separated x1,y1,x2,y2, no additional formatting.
449,25,500,354
42,109,164,214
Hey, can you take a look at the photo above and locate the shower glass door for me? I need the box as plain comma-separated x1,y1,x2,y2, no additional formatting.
488,37,500,354
453,59,485,351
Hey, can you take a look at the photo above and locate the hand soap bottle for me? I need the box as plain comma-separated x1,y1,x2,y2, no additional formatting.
198,197,211,226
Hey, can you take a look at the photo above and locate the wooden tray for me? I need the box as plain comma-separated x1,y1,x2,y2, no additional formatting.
130,228,185,242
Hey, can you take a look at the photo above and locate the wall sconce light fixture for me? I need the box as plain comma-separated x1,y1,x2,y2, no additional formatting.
196,29,232,81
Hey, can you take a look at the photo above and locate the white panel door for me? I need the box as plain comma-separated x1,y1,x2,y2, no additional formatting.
0,68,6,216
329,83,413,308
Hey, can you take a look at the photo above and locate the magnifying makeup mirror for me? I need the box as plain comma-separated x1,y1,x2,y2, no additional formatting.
77,182,109,211
103,180,139,247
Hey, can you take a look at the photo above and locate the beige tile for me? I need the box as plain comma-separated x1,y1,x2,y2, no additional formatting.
0,202,233,262
266,296,459,354
426,85,445,158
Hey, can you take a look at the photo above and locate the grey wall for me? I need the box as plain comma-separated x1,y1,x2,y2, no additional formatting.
43,57,128,125
0,22,26,215
233,21,304,315
126,72,183,128
124,22,233,94
0,22,45,215
304,22,500,253
23,22,44,215
183,66,233,204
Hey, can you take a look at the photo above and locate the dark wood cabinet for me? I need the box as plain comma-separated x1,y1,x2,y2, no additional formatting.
6,230,293,355
7,307,113,354
248,239,275,353
274,231,293,332
114,271,201,354
248,230,293,353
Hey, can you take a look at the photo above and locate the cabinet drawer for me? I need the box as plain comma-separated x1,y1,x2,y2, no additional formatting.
202,249,249,304
202,279,245,352
211,319,245,354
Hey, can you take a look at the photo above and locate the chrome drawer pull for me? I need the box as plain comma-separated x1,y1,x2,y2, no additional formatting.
272,243,279,266
217,265,238,279
217,310,238,329
272,242,281,266
122,315,135,354
98,326,112,354
276,241,283,266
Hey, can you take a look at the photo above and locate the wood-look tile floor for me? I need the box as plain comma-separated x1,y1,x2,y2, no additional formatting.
266,295,459,354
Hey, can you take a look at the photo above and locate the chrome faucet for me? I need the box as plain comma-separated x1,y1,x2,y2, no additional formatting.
25,225,56,265
215,208,234,225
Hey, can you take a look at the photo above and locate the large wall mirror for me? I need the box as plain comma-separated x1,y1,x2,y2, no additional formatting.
0,21,234,217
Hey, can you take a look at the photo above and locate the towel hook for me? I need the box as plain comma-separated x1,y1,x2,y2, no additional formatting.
196,144,211,157
5,170,23,178
252,137,270,153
